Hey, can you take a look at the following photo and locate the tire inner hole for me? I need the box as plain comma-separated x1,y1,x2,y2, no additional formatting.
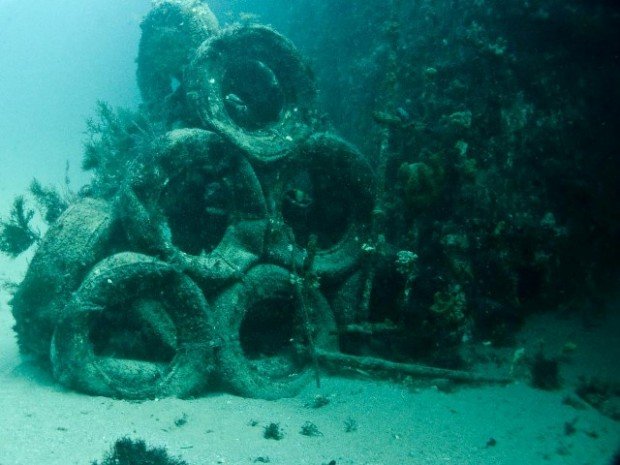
239,296,307,376
282,169,351,249
89,297,177,364
161,162,232,255
222,59,285,130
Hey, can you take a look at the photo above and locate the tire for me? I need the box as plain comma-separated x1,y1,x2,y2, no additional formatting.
10,198,123,359
137,0,219,124
265,133,375,282
50,252,215,399
119,128,267,292
328,269,367,327
186,24,317,163
213,264,338,399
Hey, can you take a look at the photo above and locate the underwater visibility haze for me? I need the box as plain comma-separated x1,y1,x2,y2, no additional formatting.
0,1,619,464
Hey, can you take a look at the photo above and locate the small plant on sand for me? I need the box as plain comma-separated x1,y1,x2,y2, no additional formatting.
91,437,188,465
300,421,323,437
530,350,561,390
263,422,284,440
306,394,330,409
174,412,188,427
344,417,358,432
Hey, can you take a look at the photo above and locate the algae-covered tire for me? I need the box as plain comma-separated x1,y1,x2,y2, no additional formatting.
10,198,123,359
137,0,219,124
266,133,375,282
119,128,267,292
50,252,215,399
213,264,338,399
186,24,317,163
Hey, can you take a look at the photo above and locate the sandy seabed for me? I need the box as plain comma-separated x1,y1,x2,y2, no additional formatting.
1,253,619,465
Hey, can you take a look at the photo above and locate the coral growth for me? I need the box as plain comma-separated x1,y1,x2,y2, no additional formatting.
262,0,620,362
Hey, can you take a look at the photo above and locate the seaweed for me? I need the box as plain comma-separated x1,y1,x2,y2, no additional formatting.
29,178,72,225
91,437,189,465
1,174,74,258
0,196,39,257
82,100,163,199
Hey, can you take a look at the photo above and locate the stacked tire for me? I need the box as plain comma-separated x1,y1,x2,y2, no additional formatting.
10,0,374,400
